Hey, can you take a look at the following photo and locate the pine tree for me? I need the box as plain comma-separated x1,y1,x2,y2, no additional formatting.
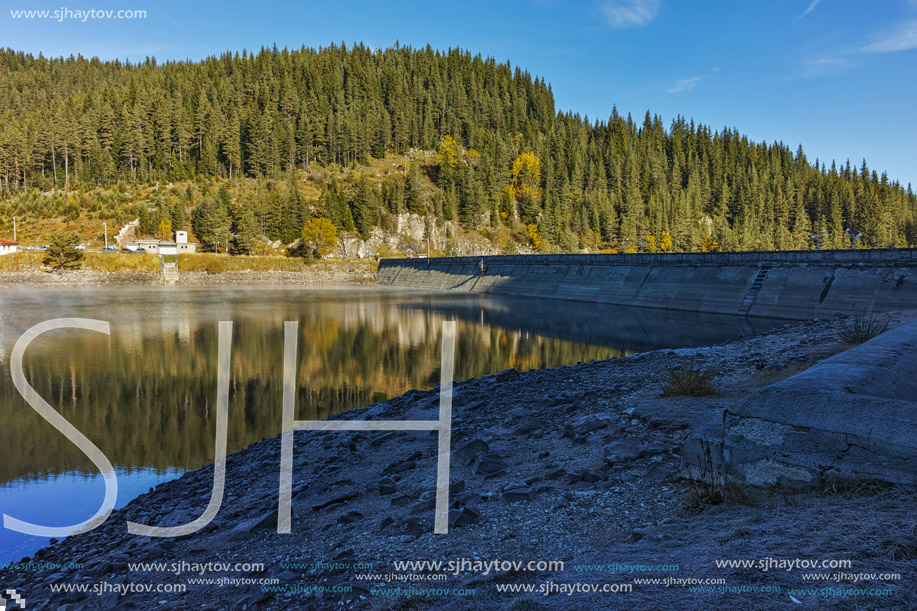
191,196,231,252
233,203,259,254
43,231,83,270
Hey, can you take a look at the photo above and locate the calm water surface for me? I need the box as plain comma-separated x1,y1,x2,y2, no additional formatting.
0,286,781,562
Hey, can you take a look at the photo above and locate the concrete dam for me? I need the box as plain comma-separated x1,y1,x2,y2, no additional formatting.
377,249,917,320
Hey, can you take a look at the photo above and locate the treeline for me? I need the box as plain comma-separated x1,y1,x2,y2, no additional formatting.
0,43,915,251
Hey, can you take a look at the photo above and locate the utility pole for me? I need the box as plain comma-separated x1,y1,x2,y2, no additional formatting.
845,228,862,250
811,229,826,250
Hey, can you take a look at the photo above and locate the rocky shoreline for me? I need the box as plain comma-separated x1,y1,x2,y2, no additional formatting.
2,315,915,610
0,267,376,287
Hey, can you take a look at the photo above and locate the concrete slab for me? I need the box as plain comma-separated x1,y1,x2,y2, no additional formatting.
723,317,917,487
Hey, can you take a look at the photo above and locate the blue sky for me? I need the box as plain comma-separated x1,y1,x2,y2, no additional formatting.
3,0,916,187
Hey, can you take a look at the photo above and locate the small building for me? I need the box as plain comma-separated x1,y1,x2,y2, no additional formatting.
134,239,163,253
129,238,197,254
0,239,17,256
174,231,196,253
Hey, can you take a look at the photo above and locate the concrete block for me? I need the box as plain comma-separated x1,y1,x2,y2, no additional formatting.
723,318,917,488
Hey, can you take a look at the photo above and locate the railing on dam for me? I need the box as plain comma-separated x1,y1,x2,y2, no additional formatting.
380,248,917,268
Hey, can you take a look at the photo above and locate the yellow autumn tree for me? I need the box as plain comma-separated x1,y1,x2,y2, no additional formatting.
510,152,542,224
526,224,542,250
301,217,338,258
437,135,459,168
158,219,172,241
659,230,673,252
645,234,657,253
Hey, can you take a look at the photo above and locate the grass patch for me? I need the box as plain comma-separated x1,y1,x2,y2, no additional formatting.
660,362,718,397
0,251,379,275
819,477,894,497
176,254,378,274
883,535,917,561
83,252,158,272
838,314,890,345
177,253,312,273
0,252,44,271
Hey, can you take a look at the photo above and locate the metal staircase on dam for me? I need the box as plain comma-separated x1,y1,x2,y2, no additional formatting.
737,266,771,317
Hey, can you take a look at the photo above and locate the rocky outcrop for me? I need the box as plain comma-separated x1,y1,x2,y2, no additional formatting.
335,213,510,259
114,218,140,249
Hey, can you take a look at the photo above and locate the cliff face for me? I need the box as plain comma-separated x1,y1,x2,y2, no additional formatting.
335,212,519,259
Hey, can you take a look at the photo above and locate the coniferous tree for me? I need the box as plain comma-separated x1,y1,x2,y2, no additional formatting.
191,196,231,252
233,203,259,254
43,231,83,270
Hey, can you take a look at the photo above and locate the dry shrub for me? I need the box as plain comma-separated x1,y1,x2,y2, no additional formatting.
838,314,890,345
682,440,748,515
661,362,718,397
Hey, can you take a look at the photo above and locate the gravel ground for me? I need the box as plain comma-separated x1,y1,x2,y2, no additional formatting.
2,315,915,611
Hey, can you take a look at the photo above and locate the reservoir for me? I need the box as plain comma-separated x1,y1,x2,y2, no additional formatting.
0,286,781,562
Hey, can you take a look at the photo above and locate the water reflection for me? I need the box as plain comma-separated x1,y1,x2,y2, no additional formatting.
0,468,179,564
0,287,625,485
0,286,780,562
412,296,782,353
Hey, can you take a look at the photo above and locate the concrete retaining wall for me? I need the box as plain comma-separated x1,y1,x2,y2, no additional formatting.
722,317,917,487
378,249,917,319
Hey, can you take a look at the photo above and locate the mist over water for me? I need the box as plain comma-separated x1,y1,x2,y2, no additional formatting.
0,286,781,562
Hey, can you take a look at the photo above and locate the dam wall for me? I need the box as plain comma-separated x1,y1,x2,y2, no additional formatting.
377,249,917,319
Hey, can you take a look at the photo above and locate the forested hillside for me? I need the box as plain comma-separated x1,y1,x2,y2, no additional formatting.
0,43,914,252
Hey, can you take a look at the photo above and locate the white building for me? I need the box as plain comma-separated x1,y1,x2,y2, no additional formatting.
130,239,197,254
0,239,17,256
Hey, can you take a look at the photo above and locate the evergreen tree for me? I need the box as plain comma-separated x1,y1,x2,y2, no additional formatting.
233,203,259,254
191,196,231,252
43,231,83,270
